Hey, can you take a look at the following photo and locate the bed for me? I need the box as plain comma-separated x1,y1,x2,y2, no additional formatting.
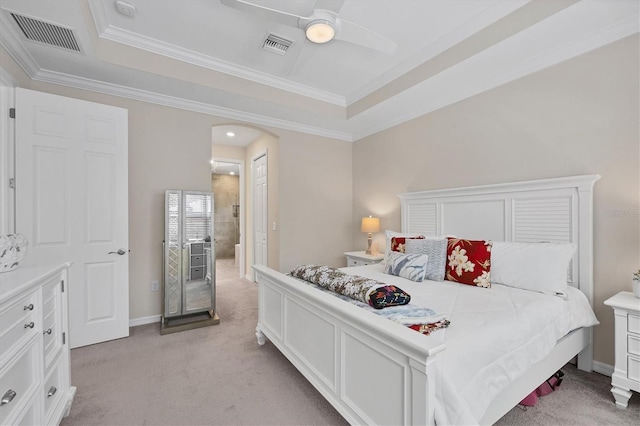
253,175,600,425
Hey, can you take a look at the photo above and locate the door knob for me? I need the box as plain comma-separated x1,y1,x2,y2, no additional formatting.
108,249,127,255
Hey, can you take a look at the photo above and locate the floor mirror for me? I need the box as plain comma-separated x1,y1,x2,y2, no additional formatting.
162,189,219,334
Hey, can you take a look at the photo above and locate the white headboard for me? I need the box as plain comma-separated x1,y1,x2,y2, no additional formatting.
397,175,601,306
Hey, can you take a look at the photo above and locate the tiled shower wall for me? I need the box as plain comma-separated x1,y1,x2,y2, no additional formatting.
212,174,240,259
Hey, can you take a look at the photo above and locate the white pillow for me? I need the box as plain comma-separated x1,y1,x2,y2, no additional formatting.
490,242,576,297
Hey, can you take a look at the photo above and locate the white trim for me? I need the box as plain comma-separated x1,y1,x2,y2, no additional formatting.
0,11,40,78
129,314,161,327
593,360,614,377
31,68,353,142
88,1,345,107
212,156,245,279
0,65,16,235
345,0,529,105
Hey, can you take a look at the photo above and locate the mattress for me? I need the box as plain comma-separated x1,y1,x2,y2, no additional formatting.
339,263,598,425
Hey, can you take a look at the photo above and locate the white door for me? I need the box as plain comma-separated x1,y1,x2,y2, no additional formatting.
253,154,267,277
15,88,129,348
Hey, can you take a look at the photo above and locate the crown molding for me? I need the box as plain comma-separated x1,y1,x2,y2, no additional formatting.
88,1,346,107
350,9,640,141
32,68,353,142
0,8,40,79
345,0,529,105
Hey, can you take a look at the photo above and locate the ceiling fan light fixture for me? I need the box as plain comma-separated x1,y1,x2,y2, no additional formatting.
305,19,335,44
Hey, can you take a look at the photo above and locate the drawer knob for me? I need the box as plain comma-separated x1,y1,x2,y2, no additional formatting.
47,386,57,398
23,303,34,311
0,389,16,406
43,328,52,335
24,322,35,329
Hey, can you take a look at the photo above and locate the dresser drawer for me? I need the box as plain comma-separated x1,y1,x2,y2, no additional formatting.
42,280,63,371
43,357,65,423
16,396,39,426
0,292,38,362
190,267,204,280
191,255,204,266
629,314,640,335
0,344,38,425
347,258,364,267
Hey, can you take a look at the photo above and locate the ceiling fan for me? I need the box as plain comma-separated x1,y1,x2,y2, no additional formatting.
220,0,397,55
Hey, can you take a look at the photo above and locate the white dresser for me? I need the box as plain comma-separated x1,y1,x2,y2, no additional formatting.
0,262,75,425
604,291,640,408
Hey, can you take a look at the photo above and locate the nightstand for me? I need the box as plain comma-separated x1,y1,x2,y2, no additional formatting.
344,251,384,267
604,291,640,408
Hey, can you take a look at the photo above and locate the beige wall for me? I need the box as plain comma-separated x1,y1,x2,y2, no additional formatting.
1,45,354,321
352,35,640,367
278,131,353,272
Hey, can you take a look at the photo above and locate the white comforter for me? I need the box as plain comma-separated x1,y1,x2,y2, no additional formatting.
341,264,598,426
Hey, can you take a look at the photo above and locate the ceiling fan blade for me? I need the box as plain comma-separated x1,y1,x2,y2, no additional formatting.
287,40,317,75
219,0,302,28
313,0,345,14
334,19,397,55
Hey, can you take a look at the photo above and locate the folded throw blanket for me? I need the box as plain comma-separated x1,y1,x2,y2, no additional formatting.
289,264,410,309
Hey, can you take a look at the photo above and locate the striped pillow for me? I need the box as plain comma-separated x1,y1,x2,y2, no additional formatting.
385,252,429,282
405,238,447,281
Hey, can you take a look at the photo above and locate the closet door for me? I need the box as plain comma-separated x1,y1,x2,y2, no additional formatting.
15,88,129,348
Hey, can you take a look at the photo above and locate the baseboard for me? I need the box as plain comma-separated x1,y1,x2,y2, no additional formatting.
129,315,161,327
246,273,255,282
592,360,614,377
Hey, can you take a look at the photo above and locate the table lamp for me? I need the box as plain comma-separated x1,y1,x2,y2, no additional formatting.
361,216,380,254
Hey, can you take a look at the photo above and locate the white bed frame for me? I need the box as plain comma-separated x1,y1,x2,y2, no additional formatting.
254,174,600,425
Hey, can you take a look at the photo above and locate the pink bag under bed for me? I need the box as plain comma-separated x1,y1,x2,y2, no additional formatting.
519,370,565,406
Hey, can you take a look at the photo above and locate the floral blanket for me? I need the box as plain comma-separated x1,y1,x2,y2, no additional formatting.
289,264,410,309
288,264,450,334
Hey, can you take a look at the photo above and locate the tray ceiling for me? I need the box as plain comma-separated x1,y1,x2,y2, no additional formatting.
0,0,637,142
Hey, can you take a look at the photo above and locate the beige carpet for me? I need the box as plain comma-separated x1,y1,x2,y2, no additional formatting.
61,259,639,425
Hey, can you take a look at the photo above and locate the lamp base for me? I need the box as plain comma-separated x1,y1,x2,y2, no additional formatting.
366,234,373,255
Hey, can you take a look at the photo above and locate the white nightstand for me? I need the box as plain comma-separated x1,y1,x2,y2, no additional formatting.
344,251,384,267
604,291,640,408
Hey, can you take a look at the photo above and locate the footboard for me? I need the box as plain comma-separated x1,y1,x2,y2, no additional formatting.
254,265,446,426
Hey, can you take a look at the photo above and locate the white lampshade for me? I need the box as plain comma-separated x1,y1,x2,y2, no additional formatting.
305,20,335,44
361,216,380,233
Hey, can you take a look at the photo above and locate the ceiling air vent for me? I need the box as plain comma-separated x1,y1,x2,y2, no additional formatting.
262,33,293,55
10,12,82,53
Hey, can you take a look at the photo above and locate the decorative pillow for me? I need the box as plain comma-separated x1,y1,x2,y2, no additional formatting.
383,230,424,265
405,238,447,281
390,235,426,258
490,242,576,297
385,251,429,282
368,285,412,309
446,238,492,287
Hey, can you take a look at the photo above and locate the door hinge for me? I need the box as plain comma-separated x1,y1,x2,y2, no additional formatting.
62,332,66,345
9,108,15,118
61,279,64,292
9,178,15,189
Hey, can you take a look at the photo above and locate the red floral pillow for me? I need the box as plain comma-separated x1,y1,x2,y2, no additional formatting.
446,238,492,288
391,235,425,254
